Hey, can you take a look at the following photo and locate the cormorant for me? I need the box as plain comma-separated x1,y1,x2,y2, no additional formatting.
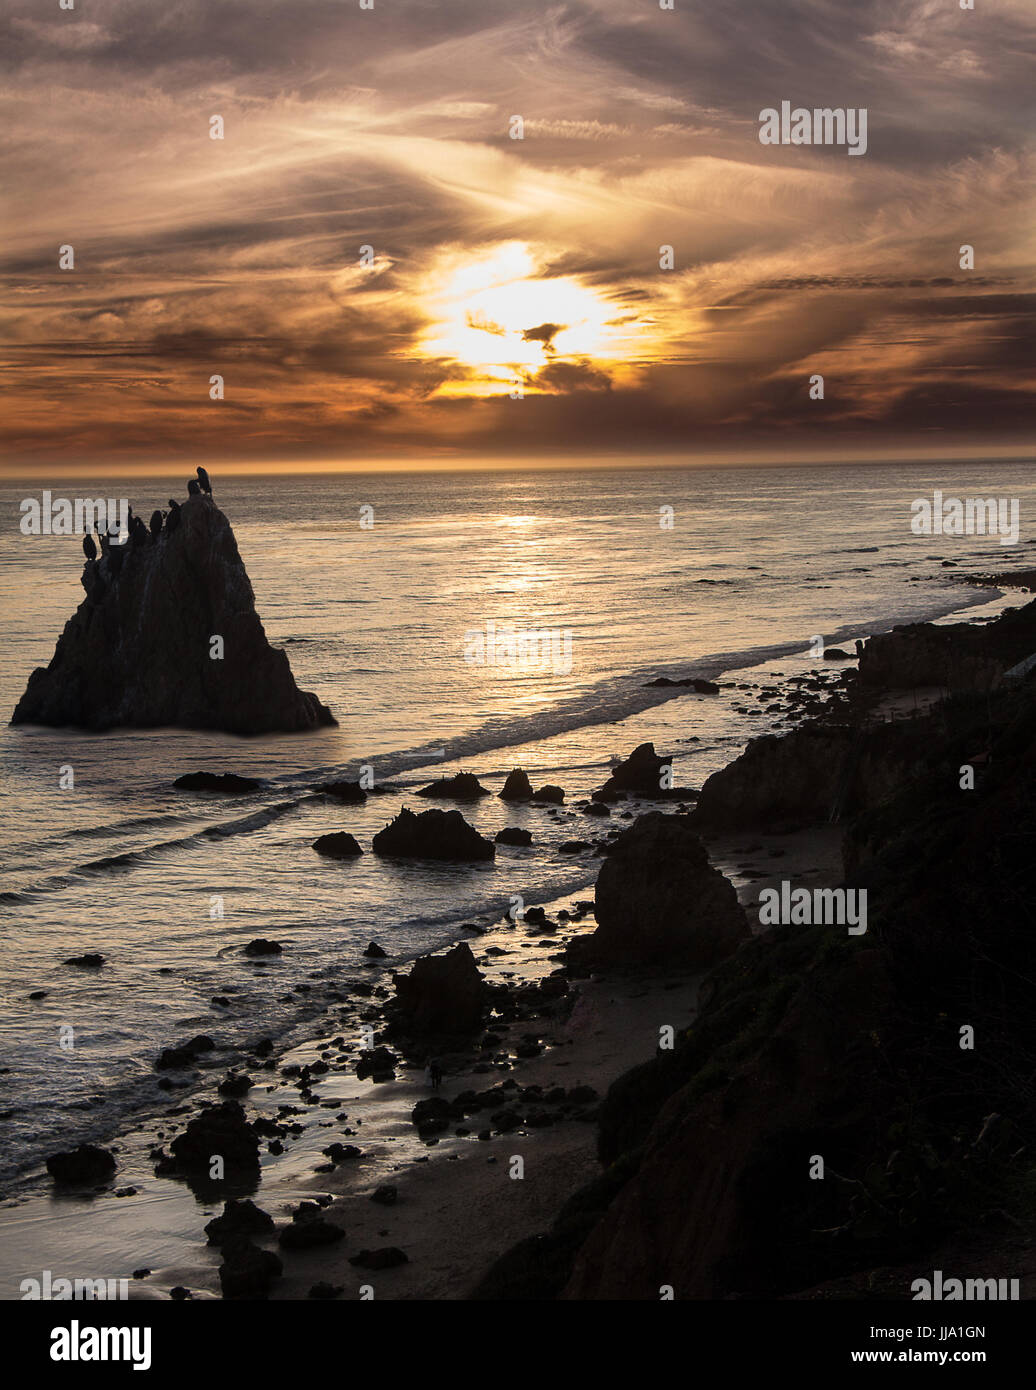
82,533,97,561
149,509,163,539
130,516,148,547
196,466,212,497
166,500,181,534
187,479,201,497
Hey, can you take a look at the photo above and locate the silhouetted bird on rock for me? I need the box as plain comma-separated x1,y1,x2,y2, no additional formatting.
149,510,163,539
187,479,201,497
196,466,212,497
82,533,97,561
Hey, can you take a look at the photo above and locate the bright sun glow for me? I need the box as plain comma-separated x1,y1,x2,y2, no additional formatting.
413,242,622,397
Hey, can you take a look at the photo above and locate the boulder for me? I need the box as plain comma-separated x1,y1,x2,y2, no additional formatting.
495,827,532,846
12,496,335,734
46,1144,116,1186
595,742,672,798
356,1046,398,1081
642,676,719,694
362,941,388,958
154,1034,216,1070
349,1248,408,1269
156,1101,260,1180
372,807,494,861
312,831,363,858
499,769,534,801
390,943,486,1035
65,953,104,968
317,780,367,802
569,813,747,970
243,939,282,956
218,1072,253,1097
174,772,260,793
204,1199,275,1247
218,1240,282,1300
532,785,565,804
416,772,490,799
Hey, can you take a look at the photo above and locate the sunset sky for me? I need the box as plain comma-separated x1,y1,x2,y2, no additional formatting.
2,0,1033,473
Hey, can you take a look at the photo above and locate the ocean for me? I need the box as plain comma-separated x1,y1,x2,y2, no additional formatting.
1,459,1033,1194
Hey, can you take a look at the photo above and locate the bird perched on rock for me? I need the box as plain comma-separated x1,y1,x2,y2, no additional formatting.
187,479,201,497
82,533,97,561
165,500,181,534
149,509,163,539
130,516,149,548
196,466,212,497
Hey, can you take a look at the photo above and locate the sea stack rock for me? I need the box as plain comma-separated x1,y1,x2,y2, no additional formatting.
595,742,672,798
568,812,748,970
499,769,534,801
11,495,336,734
372,807,495,861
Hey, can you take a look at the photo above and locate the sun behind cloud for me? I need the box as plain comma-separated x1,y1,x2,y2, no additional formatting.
413,242,631,398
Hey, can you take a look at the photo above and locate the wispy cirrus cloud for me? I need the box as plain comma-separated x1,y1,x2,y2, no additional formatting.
0,0,1033,468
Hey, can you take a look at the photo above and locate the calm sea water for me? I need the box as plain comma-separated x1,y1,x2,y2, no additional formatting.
0,460,1032,1189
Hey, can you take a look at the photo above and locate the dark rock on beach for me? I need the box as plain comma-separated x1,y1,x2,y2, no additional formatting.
568,812,747,970
532,784,565,804
154,1034,216,1070
499,768,534,801
12,496,336,734
205,1199,275,1247
155,1101,260,1182
46,1144,117,1186
356,1046,398,1081
595,742,672,798
243,939,282,956
217,1072,253,1097
219,1240,283,1300
312,831,363,858
389,943,486,1036
317,780,367,802
643,676,720,694
372,807,494,861
174,772,260,793
349,1247,408,1270
416,772,491,799
362,941,388,958
64,953,104,968
495,826,532,846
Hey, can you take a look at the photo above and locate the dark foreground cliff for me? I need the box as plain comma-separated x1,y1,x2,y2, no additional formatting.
473,599,1036,1299
12,495,336,735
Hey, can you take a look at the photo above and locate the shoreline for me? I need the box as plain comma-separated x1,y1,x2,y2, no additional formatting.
0,579,1026,1300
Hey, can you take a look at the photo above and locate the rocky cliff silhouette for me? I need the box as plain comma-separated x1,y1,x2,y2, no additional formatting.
12,495,336,735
